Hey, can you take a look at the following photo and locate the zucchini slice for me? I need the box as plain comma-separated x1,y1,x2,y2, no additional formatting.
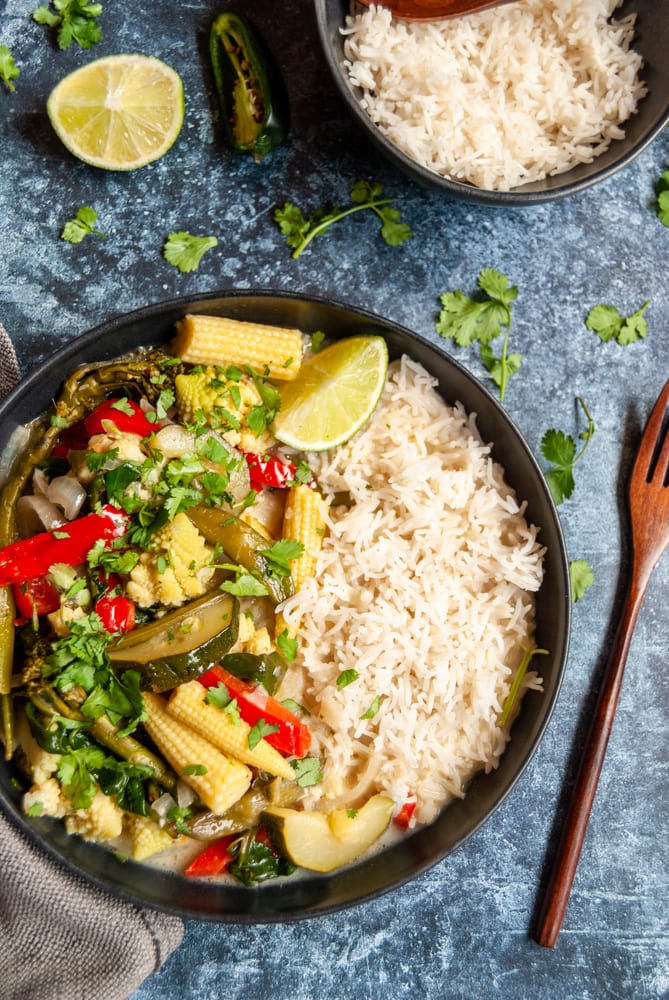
109,591,239,692
262,793,394,873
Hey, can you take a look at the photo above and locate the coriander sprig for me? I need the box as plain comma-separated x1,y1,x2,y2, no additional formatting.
32,0,103,50
0,46,20,92
163,232,219,273
585,300,650,345
655,169,669,227
436,268,520,401
569,559,595,602
540,396,595,505
61,206,105,244
274,179,412,259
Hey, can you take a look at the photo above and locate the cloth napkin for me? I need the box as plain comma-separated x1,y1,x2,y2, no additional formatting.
0,322,184,1000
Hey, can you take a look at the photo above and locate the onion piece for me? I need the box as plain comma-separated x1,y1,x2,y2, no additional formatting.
176,779,196,809
151,792,177,820
16,495,66,538
46,476,87,521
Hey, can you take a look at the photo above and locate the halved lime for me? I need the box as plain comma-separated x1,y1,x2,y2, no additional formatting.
47,54,184,171
272,336,389,451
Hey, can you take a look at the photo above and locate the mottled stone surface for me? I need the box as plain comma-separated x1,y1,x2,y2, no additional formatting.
1,1,667,997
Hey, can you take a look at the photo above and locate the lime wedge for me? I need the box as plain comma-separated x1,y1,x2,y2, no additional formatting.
272,336,389,451
47,54,184,171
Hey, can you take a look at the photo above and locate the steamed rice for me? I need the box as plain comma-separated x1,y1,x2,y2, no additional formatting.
342,0,647,191
281,357,545,826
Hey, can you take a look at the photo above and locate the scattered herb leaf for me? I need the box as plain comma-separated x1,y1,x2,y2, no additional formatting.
655,170,669,227
291,757,323,787
32,0,103,50
570,560,595,603
0,45,20,92
336,668,359,690
360,695,382,720
499,647,550,727
540,397,595,505
248,717,279,750
585,301,650,345
61,206,105,244
163,232,218,273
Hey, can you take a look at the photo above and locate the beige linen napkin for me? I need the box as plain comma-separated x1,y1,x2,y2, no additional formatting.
0,322,184,1000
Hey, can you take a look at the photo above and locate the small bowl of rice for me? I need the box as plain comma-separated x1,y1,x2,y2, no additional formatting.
314,0,669,203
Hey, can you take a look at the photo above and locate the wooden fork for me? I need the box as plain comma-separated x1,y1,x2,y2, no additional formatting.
535,378,669,947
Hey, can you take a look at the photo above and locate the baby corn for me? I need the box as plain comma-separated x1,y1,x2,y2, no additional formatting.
282,484,326,592
173,314,303,381
142,691,252,815
167,681,296,781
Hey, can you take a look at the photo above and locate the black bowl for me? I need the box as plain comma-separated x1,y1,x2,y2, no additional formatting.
0,291,570,921
314,0,669,205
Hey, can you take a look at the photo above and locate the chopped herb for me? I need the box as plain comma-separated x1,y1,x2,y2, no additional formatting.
166,805,192,835
32,0,103,50
26,802,44,817
275,628,298,662
219,568,269,598
336,668,359,690
570,559,595,603
163,232,218,273
155,388,175,419
281,698,308,716
436,268,520,401
499,647,550,727
275,179,412,259
540,397,595,505
258,539,304,578
585,300,650,345
655,170,669,227
50,415,68,429
310,330,325,353
183,764,208,776
360,695,382,720
346,808,358,819
248,717,279,750
291,757,323,787
61,206,105,244
0,45,20,92
205,682,232,709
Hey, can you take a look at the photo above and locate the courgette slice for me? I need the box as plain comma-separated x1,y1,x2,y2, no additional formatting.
186,506,294,604
109,592,239,692
262,793,394,873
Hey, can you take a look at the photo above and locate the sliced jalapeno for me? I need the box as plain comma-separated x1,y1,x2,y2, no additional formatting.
209,10,290,162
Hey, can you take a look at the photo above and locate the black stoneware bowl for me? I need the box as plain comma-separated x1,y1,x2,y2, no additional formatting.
0,291,570,921
314,0,669,205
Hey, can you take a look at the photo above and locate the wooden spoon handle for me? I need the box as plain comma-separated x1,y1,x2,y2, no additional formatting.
534,579,646,947
357,0,512,22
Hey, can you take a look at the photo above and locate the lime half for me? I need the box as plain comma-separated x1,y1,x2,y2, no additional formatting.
47,54,184,171
273,336,389,451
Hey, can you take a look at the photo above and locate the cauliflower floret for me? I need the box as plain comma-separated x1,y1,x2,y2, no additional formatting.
70,429,148,484
23,777,68,819
127,512,214,608
65,789,124,842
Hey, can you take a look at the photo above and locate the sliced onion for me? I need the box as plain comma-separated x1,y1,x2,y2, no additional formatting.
32,468,49,497
16,495,66,538
46,475,87,521
176,778,196,809
154,424,195,459
151,792,177,820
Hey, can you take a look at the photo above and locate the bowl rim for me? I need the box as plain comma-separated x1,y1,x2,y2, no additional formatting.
313,0,669,205
0,288,571,921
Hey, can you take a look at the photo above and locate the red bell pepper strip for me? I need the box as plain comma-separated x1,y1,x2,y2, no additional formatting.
96,595,136,634
198,664,311,758
184,835,237,877
0,506,128,587
84,398,156,439
245,453,299,491
393,798,417,830
12,575,60,618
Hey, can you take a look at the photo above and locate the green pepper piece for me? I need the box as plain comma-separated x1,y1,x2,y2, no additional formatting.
209,10,290,162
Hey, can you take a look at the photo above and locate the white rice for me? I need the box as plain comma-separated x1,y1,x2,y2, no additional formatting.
342,0,647,191
281,357,545,825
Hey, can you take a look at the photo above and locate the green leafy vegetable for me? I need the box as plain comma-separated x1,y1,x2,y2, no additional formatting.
585,301,650,345
258,539,304,578
32,0,103,50
336,669,359,690
0,45,20,92
540,397,595,505
569,560,595,603
436,268,520,400
228,829,295,885
360,695,382,720
498,646,549,727
655,170,669,227
61,206,105,244
291,757,323,788
163,232,218,273
274,179,412,259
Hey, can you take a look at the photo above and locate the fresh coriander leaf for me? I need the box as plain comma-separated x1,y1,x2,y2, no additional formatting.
274,180,412,259
26,801,43,816
336,668,359,690
540,397,595,505
347,808,358,819
220,572,269,597
570,560,595,603
360,695,382,720
259,539,304,578
585,301,650,345
290,757,323,788
275,628,298,662
61,205,104,244
183,764,207,776
155,388,175,419
163,232,218,273
166,805,192,835
205,682,232,709
311,330,325,352
50,414,68,428
248,717,279,750
436,269,519,400
32,0,103,50
281,698,308,716
655,170,669,227
58,745,107,809
0,45,20,92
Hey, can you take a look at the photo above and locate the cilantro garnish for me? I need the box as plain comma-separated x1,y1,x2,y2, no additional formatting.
26,802,43,817
274,179,412,259
248,717,279,750
360,695,382,720
498,646,550,727
655,170,669,227
436,268,520,401
585,300,650,345
336,668,359,690
32,0,103,50
218,566,269,598
310,330,325,353
183,764,207,776
347,808,358,819
275,628,298,662
291,757,323,788
61,206,105,244
0,46,20,92
258,539,304,578
205,683,241,724
163,232,218,273
281,698,308,716
540,397,595,505
166,805,192,835
570,560,595,603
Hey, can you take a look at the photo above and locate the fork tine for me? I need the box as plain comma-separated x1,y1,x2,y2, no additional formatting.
632,378,669,484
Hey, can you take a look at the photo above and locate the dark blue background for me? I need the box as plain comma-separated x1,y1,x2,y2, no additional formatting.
1,1,667,996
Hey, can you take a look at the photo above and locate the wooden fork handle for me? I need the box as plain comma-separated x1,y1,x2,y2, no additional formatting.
534,576,647,947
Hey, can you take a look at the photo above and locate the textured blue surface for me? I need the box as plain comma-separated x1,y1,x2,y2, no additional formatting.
1,0,668,997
